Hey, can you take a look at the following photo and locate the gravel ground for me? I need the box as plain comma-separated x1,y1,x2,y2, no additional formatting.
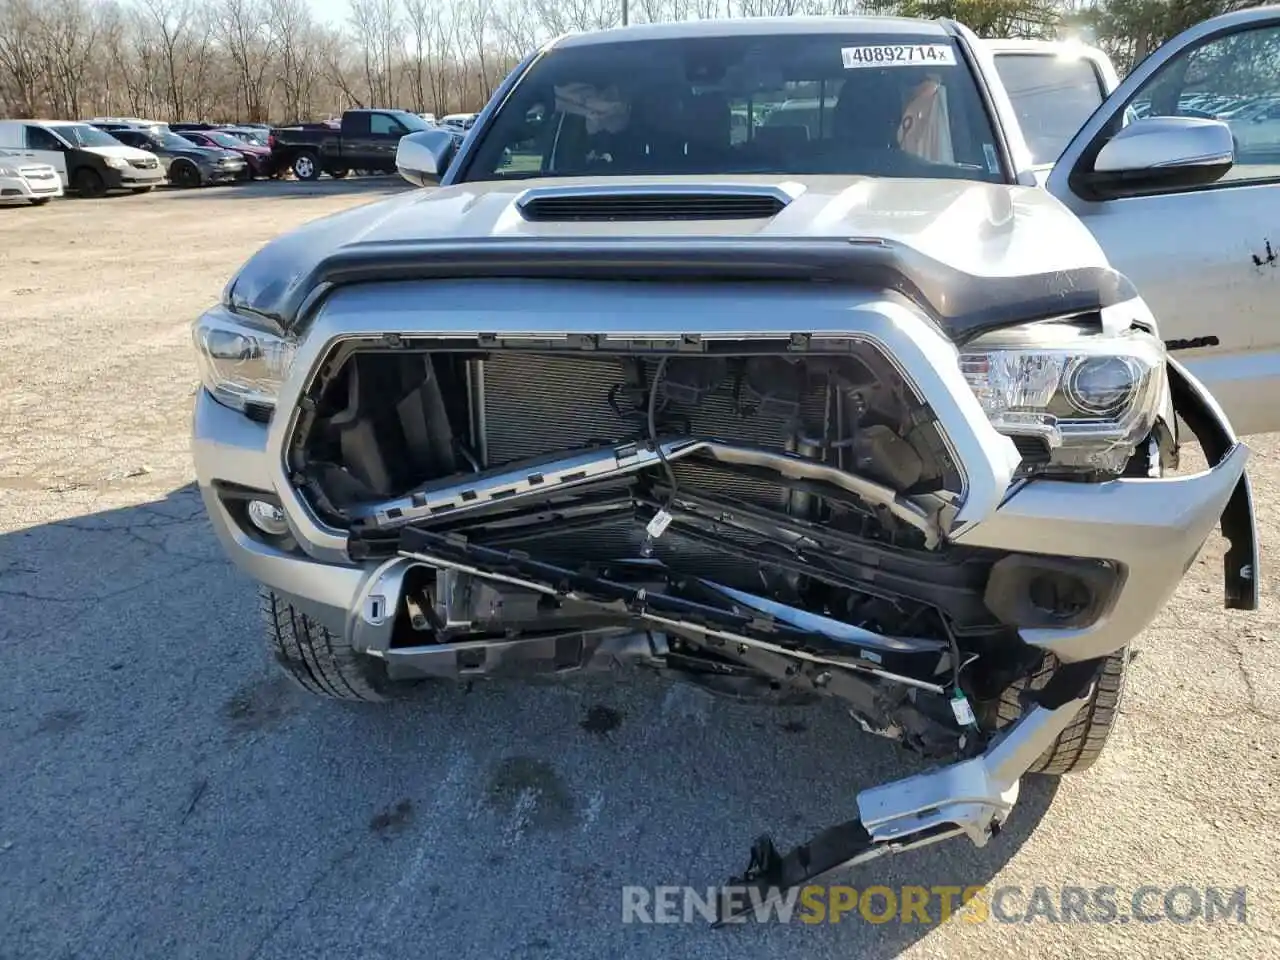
0,180,1277,960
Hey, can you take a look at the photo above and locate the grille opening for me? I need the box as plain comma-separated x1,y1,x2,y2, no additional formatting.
288,343,962,539
518,191,789,222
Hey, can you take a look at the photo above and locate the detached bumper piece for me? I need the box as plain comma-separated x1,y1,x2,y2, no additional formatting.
715,658,1099,925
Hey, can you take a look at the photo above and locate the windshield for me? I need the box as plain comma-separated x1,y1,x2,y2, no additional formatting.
462,33,1005,183
60,124,125,149
158,132,199,149
991,53,1106,165
225,130,266,145
207,132,247,148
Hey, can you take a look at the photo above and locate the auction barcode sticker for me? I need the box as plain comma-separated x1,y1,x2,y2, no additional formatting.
842,44,957,68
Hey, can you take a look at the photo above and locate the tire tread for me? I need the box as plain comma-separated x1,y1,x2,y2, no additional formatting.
261,589,388,702
996,648,1128,776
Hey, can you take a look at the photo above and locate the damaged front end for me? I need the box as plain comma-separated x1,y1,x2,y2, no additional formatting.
290,332,1058,743
194,269,1256,921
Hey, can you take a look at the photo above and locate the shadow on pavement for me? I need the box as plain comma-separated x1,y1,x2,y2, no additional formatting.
0,484,1058,960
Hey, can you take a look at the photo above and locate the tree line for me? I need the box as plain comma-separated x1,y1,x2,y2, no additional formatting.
0,0,1267,124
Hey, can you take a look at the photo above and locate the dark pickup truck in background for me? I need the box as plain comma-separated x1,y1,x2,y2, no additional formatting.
269,108,436,180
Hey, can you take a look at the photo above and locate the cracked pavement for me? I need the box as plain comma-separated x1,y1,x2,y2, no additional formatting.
1,180,1278,959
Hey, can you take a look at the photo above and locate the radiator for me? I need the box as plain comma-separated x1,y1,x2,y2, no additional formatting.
480,353,829,511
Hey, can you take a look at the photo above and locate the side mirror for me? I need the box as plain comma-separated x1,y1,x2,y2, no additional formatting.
396,129,456,187
1081,116,1233,198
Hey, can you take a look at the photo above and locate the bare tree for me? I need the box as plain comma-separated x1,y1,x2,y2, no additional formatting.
404,0,438,111
0,0,45,116
457,0,496,101
32,0,99,117
348,0,400,106
217,0,275,120
139,0,195,117
267,0,321,120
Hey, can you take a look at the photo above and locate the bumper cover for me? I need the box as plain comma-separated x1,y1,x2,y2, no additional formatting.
210,161,246,180
105,166,165,189
0,173,62,201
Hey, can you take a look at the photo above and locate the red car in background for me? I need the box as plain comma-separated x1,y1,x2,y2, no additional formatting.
179,129,275,179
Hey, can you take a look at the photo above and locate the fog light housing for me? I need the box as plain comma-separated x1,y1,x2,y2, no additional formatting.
247,499,289,536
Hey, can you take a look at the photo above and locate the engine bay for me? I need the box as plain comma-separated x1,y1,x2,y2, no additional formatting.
278,340,1122,738
290,342,964,536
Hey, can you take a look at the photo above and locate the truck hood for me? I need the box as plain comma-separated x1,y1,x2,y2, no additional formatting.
226,175,1129,340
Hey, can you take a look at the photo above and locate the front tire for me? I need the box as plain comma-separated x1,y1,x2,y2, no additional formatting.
262,590,416,702
292,151,321,181
170,161,201,188
73,167,105,198
994,648,1129,775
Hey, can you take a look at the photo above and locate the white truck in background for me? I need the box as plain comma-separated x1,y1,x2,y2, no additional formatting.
984,38,1120,175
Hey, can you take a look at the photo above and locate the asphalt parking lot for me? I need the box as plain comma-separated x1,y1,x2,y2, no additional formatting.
1,179,1278,959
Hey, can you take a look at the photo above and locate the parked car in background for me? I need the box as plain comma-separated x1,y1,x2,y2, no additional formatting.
217,126,269,147
178,129,274,179
1216,95,1280,121
0,120,164,197
985,39,1118,170
269,108,434,180
104,126,245,187
168,122,219,134
1225,96,1280,154
0,147,63,205
87,116,168,134
439,112,478,131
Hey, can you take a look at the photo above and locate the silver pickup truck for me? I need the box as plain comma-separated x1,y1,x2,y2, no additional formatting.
191,13,1263,913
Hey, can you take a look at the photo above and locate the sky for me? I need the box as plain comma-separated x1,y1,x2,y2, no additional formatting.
309,0,351,28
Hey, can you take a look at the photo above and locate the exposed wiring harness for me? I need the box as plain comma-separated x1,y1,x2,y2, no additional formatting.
642,357,681,555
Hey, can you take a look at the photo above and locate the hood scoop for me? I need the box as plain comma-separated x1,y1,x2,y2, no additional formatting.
515,183,802,223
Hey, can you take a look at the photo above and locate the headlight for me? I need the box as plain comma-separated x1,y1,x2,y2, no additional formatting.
960,323,1166,475
103,156,129,169
193,308,296,413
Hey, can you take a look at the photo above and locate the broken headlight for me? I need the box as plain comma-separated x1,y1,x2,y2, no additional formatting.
959,324,1166,474
192,307,296,414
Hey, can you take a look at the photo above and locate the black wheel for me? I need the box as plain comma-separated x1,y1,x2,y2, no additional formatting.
262,589,419,702
170,161,201,188
993,648,1129,776
72,167,105,198
292,151,321,181
328,167,350,179
29,197,52,206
